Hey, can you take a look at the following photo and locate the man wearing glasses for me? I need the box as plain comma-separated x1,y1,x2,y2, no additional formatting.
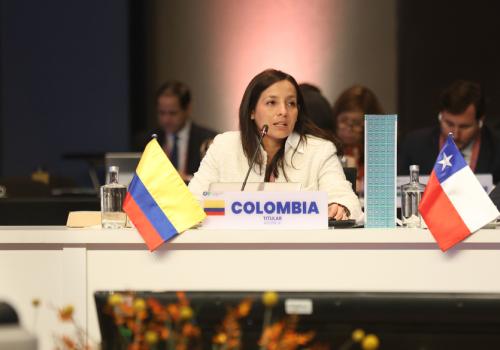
398,80,500,183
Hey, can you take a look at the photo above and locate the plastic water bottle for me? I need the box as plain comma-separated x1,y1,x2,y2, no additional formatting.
100,166,127,229
401,165,425,228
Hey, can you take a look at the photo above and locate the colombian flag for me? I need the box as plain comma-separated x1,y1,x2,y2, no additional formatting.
123,138,206,251
204,200,225,216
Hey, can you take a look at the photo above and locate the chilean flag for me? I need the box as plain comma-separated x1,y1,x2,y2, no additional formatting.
419,134,499,251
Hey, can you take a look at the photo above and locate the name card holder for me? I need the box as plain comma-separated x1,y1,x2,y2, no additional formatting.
201,191,328,230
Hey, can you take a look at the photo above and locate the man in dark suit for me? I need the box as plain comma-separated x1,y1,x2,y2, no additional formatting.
154,81,217,181
398,80,500,183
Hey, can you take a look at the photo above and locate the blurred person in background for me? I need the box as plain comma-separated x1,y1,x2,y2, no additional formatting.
332,85,384,193
299,83,334,131
299,83,357,192
398,80,500,183
153,80,217,181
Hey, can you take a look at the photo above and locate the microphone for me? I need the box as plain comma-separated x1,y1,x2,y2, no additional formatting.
241,124,269,191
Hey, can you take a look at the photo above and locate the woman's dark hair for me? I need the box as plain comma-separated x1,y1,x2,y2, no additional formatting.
299,83,335,131
239,69,342,180
331,85,384,133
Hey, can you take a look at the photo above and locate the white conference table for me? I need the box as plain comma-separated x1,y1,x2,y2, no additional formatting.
1,226,500,349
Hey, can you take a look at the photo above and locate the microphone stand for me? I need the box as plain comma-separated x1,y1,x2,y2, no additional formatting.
241,125,268,191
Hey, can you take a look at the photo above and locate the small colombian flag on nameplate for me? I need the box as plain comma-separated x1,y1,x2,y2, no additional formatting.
123,138,206,251
204,200,225,216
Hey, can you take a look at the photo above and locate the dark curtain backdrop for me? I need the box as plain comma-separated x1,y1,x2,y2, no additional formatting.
0,0,130,186
398,0,500,138
2,0,500,184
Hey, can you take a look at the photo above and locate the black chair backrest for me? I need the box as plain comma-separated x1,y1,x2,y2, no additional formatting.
0,302,18,325
489,183,500,211
343,167,357,193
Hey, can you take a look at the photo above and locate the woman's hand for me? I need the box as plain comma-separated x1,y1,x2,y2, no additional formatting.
328,203,349,220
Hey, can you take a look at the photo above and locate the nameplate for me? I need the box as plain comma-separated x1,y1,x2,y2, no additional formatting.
201,191,328,229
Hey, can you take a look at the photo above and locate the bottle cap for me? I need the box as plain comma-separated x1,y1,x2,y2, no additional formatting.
409,164,419,172
109,165,119,173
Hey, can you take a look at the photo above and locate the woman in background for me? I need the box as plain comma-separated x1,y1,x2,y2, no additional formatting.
298,83,334,131
332,85,384,193
188,69,362,221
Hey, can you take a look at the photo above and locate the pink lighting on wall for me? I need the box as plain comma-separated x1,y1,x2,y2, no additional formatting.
155,0,395,134
206,0,341,131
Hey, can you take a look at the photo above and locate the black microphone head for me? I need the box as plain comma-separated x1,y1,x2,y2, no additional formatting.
262,124,269,136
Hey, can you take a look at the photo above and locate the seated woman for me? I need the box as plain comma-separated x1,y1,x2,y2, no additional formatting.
332,85,384,193
188,69,362,221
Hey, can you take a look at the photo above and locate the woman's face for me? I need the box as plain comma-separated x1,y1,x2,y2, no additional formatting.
336,110,364,146
251,80,298,145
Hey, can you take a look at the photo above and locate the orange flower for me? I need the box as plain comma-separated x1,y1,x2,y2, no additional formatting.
176,291,188,306
160,327,170,339
237,299,252,317
126,319,140,333
261,322,285,343
120,303,134,317
114,315,125,325
167,304,180,321
147,298,164,315
61,335,77,349
134,333,144,343
259,317,316,350
282,330,315,346
136,310,148,321
58,305,74,321
157,310,169,322
213,332,228,344
227,338,240,349
193,326,201,337
182,323,200,337
296,331,315,344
